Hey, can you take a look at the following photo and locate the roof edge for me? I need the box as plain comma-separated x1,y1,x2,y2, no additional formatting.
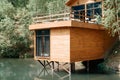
65,0,78,6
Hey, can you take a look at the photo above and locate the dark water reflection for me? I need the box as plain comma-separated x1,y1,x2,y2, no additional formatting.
0,59,120,80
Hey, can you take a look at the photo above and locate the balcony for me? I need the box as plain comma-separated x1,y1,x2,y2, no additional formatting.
33,10,101,24
33,1,102,25
33,10,70,23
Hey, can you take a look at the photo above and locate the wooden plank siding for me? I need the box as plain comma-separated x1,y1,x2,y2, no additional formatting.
49,27,115,62
103,32,117,53
70,28,116,62
70,28,105,62
50,28,70,62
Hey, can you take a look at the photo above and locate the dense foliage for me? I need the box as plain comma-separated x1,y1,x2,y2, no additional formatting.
27,0,67,15
0,0,32,58
101,0,120,72
0,0,67,58
103,0,120,36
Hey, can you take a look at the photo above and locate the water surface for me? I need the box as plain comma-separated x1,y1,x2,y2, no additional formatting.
0,59,120,80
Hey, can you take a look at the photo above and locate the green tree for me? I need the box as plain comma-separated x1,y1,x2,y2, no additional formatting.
0,0,32,58
103,0,120,36
27,0,68,16
8,0,29,8
0,0,68,58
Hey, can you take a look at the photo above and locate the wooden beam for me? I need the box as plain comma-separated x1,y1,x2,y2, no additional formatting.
66,0,78,6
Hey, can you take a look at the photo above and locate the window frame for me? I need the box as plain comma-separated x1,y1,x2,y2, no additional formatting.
71,1,102,22
72,4,85,22
86,2,102,19
36,29,50,58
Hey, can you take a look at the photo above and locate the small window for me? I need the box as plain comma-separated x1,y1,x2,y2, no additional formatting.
72,4,85,21
36,29,50,57
87,2,102,20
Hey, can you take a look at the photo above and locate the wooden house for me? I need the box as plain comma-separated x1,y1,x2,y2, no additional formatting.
29,0,116,67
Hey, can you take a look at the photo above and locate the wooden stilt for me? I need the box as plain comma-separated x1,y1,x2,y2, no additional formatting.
52,61,54,69
38,60,72,80
38,60,52,69
87,61,89,73
71,63,75,73
57,62,59,71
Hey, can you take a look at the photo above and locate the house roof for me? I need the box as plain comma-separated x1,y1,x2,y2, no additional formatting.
66,0,78,6
66,0,102,6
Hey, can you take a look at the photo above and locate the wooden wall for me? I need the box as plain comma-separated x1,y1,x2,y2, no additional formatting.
34,26,115,62
70,27,113,62
50,28,70,62
103,32,117,54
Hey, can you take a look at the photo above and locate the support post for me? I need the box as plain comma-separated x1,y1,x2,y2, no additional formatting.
71,63,75,73
52,61,54,70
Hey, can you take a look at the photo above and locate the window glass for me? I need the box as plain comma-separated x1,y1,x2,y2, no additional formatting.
44,36,50,57
36,37,42,56
87,3,94,9
87,9,93,17
72,5,85,10
36,29,50,35
94,2,102,8
71,2,102,21
36,30,50,57
72,4,85,20
87,2,102,19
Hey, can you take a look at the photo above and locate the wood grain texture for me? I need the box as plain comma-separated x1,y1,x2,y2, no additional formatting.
70,28,105,62
66,0,102,6
34,31,37,60
50,28,70,62
29,20,104,30
103,31,117,53
32,23,115,62
34,27,115,62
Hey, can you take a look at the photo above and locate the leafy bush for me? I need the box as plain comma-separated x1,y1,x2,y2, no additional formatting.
0,0,32,58
103,0,120,36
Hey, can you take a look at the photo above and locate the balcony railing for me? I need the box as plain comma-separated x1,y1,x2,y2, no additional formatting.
33,10,102,24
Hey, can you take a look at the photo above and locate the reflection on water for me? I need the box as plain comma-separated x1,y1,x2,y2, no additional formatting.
0,59,120,80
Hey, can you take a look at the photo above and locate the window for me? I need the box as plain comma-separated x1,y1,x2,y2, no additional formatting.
72,4,85,21
72,2,102,22
87,2,102,20
36,29,50,57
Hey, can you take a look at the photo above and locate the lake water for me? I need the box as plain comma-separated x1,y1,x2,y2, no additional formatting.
0,59,120,80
